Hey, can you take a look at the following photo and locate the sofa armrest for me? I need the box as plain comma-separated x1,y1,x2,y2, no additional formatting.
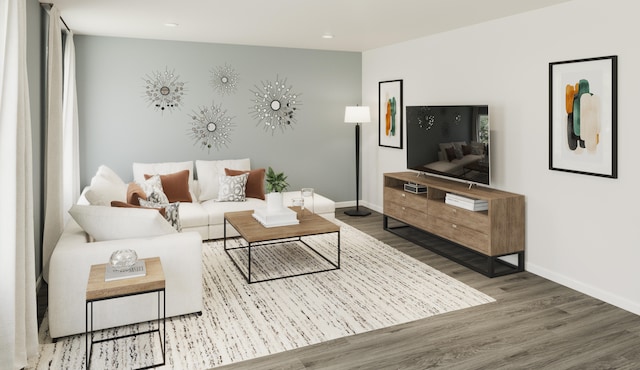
48,230,202,338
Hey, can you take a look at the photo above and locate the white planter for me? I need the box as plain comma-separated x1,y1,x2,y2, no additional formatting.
266,192,284,213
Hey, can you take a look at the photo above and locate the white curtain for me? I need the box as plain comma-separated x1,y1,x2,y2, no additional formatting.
41,5,64,282
0,0,39,368
62,32,80,224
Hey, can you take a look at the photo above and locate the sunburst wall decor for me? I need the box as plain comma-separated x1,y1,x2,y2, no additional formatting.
250,76,301,134
211,64,240,96
143,67,186,113
187,101,235,152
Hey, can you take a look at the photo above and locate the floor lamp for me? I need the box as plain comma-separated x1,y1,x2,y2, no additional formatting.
344,106,371,217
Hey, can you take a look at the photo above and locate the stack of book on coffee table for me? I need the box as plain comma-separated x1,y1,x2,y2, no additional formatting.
445,193,488,211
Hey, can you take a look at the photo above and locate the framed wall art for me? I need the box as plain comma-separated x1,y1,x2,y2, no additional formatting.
549,55,617,178
379,79,403,149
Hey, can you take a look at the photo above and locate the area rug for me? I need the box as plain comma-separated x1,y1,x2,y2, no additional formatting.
31,220,495,369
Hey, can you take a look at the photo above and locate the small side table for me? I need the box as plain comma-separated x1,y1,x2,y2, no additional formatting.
85,257,166,370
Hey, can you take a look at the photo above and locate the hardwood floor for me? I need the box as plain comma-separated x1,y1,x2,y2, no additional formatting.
212,207,640,370
36,207,640,369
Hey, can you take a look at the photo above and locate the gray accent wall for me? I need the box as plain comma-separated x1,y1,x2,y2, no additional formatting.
74,36,361,202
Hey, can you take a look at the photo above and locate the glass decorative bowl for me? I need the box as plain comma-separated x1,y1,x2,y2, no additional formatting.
109,249,138,271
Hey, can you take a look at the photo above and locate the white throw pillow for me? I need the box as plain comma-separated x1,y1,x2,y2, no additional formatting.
196,158,250,202
68,204,177,241
84,165,127,206
132,161,195,200
216,173,249,202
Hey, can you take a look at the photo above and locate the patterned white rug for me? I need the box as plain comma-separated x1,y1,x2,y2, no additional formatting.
31,220,494,369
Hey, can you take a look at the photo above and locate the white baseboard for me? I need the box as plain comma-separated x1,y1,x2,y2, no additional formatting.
527,262,640,316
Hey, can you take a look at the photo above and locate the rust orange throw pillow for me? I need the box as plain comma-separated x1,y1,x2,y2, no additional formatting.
144,169,192,203
224,168,266,200
111,200,166,217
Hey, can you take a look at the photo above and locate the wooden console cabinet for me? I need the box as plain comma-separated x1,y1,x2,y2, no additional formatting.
383,172,525,277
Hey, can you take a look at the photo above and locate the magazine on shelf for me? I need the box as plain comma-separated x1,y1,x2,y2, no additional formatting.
445,193,487,205
105,260,147,281
445,197,488,211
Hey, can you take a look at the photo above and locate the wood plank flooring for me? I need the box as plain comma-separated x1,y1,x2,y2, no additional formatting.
36,207,640,369
212,207,640,370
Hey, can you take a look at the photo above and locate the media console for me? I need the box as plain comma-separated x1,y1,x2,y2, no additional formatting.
383,172,525,277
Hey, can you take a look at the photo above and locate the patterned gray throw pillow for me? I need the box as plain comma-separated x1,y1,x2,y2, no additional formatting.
216,173,249,202
139,174,169,204
139,198,182,232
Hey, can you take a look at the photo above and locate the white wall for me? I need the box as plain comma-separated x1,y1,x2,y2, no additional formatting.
362,0,640,315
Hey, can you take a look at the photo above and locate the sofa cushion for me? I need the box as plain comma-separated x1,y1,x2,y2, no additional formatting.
225,168,265,200
201,197,266,225
133,161,196,200
195,158,250,202
68,204,176,241
216,173,249,202
176,202,209,229
84,165,127,206
144,169,192,203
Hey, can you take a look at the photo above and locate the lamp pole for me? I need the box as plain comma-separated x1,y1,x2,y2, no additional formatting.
344,106,371,217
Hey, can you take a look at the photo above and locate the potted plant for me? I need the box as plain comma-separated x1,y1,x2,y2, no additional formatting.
265,167,289,211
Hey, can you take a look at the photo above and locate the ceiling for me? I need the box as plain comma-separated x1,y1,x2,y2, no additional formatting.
44,0,572,52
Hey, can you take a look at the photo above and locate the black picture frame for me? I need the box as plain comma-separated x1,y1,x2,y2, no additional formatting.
379,79,403,149
549,55,617,178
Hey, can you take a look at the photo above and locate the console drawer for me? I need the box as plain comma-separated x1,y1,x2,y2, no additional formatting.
428,201,489,231
430,216,490,254
384,200,429,230
384,187,428,211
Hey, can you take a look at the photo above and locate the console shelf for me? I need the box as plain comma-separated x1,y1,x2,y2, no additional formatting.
383,172,525,277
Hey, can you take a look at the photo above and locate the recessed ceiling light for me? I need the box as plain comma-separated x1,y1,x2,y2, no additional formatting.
322,33,334,39
164,23,179,27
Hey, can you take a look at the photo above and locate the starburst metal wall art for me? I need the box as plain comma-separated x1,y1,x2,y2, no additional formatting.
187,101,235,152
143,67,186,113
250,76,302,134
211,64,240,96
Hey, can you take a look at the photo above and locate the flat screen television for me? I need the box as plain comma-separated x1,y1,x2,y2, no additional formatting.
406,105,490,186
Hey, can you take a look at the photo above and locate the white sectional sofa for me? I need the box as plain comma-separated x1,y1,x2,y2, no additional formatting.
47,159,336,339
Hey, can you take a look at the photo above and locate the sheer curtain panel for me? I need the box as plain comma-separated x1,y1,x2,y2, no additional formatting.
62,32,80,224
0,0,39,368
41,6,64,282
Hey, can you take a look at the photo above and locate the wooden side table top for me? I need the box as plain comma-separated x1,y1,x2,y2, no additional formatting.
86,257,165,301
225,207,340,243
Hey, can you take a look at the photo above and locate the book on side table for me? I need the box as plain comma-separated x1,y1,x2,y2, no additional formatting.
104,260,147,281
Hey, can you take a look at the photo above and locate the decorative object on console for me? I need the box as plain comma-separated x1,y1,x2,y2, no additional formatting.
378,79,403,149
250,75,301,134
344,106,371,217
211,63,240,96
143,67,186,113
187,101,235,152
549,55,618,178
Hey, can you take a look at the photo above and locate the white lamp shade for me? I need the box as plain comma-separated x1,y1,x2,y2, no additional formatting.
344,106,371,123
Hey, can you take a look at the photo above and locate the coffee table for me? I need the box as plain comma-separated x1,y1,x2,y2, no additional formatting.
224,207,340,283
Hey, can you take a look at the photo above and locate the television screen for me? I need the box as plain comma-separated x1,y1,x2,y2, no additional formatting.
406,105,490,186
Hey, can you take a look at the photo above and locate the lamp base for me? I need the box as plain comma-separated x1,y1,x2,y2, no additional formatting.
344,208,371,217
